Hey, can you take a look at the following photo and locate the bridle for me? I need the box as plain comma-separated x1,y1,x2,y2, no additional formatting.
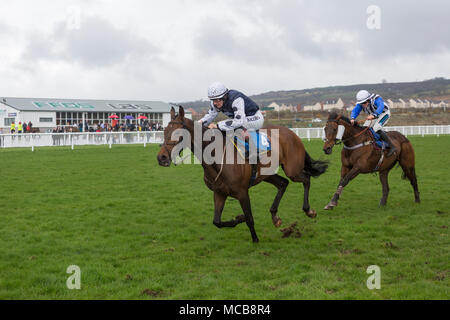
159,118,226,181
160,119,189,165
324,115,370,145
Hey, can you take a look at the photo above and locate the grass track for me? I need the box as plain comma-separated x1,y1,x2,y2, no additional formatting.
0,136,448,299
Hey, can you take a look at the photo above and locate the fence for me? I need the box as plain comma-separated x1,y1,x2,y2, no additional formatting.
291,125,450,141
0,131,164,150
0,125,449,150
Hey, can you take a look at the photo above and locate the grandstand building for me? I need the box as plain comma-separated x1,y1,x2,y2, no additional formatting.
0,97,191,133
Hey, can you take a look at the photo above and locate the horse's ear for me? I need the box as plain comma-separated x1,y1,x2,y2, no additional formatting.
170,107,176,120
178,106,185,119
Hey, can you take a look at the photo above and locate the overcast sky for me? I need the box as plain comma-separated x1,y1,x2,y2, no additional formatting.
0,0,449,102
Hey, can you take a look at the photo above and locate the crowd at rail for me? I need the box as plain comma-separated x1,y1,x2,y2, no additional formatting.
9,121,36,133
51,120,163,133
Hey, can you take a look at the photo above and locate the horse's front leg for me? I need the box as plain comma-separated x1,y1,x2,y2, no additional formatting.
324,166,360,210
212,191,246,228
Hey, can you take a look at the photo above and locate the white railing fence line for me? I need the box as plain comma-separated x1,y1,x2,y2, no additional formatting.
291,125,450,141
0,125,449,150
0,132,164,150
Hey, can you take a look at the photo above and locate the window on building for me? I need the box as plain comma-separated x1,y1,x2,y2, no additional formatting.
4,118,15,126
39,117,53,123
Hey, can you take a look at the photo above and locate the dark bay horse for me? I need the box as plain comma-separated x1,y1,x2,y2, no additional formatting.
157,106,328,242
322,112,420,209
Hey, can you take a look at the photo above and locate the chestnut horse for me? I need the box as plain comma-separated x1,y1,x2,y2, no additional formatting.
157,106,328,242
322,112,420,209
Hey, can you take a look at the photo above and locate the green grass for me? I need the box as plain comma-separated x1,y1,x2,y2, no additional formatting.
0,136,449,299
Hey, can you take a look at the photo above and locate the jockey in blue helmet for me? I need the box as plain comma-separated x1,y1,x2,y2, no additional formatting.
350,90,397,157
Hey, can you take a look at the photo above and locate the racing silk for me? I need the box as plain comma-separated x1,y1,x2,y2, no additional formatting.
200,90,260,131
351,94,389,119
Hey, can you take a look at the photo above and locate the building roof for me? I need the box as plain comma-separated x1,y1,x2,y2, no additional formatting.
0,97,184,113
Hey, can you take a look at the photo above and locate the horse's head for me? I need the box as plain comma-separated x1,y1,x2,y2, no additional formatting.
157,106,186,167
323,112,344,155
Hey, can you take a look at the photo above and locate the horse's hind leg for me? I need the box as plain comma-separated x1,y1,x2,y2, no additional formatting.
401,166,420,203
285,172,316,218
212,192,246,229
379,170,390,207
399,142,420,203
264,174,289,227
301,175,317,218
238,192,259,243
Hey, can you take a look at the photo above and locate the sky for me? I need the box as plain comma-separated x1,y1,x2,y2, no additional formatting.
0,0,449,102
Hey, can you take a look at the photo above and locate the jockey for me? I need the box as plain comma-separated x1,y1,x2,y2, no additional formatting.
198,82,264,139
350,90,397,157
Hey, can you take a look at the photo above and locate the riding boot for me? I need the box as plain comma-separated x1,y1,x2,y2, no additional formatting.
378,130,397,157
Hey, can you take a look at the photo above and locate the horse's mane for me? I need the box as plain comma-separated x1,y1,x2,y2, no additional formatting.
328,112,364,129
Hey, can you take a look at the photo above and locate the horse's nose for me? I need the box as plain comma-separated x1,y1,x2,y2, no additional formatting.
157,154,170,166
323,147,332,155
157,154,167,162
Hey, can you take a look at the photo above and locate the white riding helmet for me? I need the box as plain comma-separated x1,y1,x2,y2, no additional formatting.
356,90,371,104
208,82,229,100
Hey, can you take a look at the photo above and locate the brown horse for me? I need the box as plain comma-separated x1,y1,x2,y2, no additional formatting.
157,106,328,242
322,112,420,209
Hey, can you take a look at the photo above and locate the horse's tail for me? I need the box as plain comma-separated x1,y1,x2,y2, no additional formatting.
304,151,329,177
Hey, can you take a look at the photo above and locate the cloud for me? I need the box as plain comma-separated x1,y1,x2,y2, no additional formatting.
23,15,159,68
0,0,448,102
193,16,293,67
231,0,450,61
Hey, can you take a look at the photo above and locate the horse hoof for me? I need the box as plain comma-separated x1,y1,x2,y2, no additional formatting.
306,209,317,218
273,217,282,228
324,203,336,210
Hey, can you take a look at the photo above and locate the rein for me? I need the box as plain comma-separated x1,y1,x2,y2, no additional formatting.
162,120,224,181
327,117,385,172
327,116,370,146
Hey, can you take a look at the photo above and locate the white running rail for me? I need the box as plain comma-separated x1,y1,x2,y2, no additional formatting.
0,125,449,150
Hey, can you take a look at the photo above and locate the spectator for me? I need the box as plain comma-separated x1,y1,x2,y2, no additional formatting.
28,121,33,132
10,121,15,133
23,122,28,133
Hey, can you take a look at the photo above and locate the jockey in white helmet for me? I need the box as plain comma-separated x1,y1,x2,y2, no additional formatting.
350,90,397,157
198,82,264,138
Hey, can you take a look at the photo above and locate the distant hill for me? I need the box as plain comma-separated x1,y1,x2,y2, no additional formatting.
177,77,450,112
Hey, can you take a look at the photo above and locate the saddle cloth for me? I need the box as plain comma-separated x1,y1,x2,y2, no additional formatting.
232,131,271,160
